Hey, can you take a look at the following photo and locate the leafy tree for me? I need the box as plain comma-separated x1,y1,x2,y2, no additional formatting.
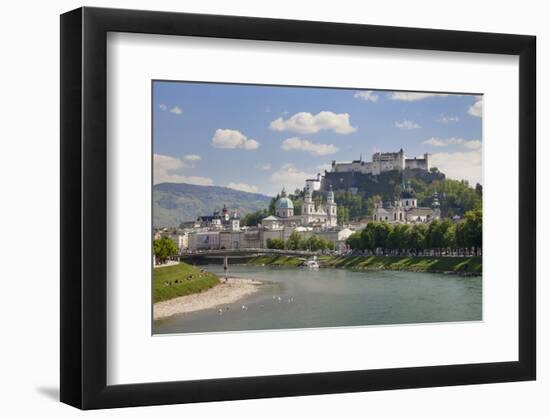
285,231,306,250
266,237,285,249
241,209,270,227
346,231,362,250
386,226,401,251
363,195,382,217
337,206,350,224
426,219,454,253
361,223,377,251
407,224,427,254
475,183,483,197
307,235,334,251
154,236,178,264
268,193,279,214
373,222,391,250
463,208,483,250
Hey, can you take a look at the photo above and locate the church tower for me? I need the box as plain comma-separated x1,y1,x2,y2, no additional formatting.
303,188,315,215
326,185,337,226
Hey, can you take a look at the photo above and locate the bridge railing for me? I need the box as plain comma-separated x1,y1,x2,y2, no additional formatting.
180,248,330,256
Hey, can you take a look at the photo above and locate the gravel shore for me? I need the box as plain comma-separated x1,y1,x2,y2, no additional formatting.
153,277,263,320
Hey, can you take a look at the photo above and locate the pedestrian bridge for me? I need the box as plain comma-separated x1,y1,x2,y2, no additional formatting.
179,248,314,260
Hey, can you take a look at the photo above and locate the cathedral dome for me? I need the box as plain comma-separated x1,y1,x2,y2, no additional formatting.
275,188,294,210
275,196,294,210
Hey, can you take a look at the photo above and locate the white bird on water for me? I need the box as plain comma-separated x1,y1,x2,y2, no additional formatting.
241,305,248,311
218,309,223,314
277,296,282,303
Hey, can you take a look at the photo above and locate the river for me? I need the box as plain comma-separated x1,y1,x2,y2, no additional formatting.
153,265,482,334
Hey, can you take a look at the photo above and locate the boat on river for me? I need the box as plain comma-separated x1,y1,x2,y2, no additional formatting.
303,256,320,269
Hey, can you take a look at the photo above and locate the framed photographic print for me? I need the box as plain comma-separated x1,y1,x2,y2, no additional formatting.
60,7,536,409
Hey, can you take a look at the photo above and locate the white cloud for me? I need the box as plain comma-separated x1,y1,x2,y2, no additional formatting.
395,120,421,129
271,163,312,192
463,140,482,150
439,115,459,123
468,96,483,118
159,103,167,111
256,163,272,171
431,150,482,185
389,92,449,101
153,154,213,185
183,154,201,161
354,90,379,102
212,129,260,150
170,106,183,115
423,137,482,150
281,137,339,156
227,182,259,193
423,138,447,147
446,138,467,146
269,111,356,134
243,139,260,150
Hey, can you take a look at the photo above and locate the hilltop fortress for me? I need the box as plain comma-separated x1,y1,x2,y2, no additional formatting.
321,149,444,192
332,148,430,175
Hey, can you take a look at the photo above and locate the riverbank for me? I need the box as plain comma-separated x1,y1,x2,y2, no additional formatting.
247,254,482,275
154,277,263,320
245,255,305,267
153,262,220,303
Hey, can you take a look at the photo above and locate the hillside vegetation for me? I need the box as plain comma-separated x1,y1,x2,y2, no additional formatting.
241,172,481,226
153,182,271,228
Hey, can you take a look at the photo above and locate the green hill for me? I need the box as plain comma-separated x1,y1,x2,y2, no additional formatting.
153,183,272,228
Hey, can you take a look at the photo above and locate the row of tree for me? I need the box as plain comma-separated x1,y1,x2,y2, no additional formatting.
267,232,336,251
346,208,482,256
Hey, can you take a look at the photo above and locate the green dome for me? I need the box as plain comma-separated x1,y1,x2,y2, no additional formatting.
275,197,294,210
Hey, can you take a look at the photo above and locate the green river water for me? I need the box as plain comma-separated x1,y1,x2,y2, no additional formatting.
154,265,482,334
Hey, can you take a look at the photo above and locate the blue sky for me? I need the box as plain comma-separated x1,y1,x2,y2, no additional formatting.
153,81,482,196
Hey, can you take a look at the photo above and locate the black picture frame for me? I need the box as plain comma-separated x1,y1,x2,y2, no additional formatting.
60,6,536,410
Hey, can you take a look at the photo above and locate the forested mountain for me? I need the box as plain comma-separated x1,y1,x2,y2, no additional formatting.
153,183,271,228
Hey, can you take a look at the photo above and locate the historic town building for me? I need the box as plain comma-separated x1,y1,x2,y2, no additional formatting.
373,182,441,224
195,204,240,231
261,187,337,230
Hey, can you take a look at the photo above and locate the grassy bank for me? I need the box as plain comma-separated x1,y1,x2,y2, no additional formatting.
153,262,220,303
247,254,481,275
318,255,482,275
246,255,306,267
